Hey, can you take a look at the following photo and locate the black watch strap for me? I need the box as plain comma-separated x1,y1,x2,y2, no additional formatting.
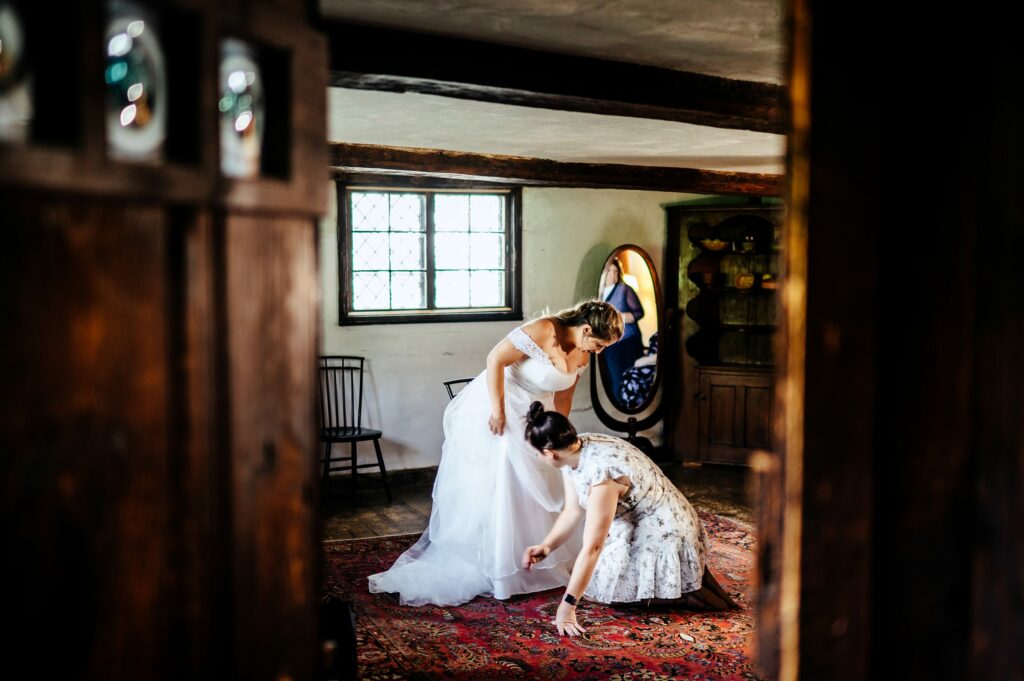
563,593,579,606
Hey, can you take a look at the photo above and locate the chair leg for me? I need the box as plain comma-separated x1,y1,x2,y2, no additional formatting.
321,442,332,506
350,441,358,501
373,437,392,503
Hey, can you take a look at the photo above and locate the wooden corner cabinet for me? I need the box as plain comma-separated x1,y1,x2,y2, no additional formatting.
662,197,784,465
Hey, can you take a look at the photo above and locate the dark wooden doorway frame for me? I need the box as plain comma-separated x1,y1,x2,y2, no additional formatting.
316,10,793,681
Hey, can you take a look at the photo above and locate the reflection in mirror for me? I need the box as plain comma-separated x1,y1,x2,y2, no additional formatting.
597,246,660,414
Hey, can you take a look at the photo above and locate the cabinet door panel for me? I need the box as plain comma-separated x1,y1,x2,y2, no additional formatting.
699,368,774,463
709,384,738,446
745,384,773,448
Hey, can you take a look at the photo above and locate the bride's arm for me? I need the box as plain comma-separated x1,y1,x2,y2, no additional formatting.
485,338,526,434
553,378,579,417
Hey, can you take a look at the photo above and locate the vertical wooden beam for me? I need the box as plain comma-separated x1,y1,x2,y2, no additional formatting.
224,214,320,681
781,1,1024,678
968,39,1024,677
775,0,880,678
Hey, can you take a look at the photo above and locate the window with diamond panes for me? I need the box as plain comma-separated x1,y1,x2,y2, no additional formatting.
341,186,521,324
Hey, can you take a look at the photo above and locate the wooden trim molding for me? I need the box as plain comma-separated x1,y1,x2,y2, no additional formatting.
323,21,786,134
329,143,783,197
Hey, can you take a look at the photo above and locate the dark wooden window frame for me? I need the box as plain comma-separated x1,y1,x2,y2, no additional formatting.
337,178,523,325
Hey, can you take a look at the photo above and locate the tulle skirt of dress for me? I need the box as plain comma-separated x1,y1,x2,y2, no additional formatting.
367,369,582,606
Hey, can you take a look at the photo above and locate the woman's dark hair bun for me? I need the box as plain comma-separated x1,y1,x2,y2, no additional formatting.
524,402,578,452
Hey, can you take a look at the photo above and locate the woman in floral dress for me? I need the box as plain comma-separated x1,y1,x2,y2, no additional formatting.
521,402,738,636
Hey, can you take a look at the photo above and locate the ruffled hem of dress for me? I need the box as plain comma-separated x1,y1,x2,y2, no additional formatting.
583,540,704,603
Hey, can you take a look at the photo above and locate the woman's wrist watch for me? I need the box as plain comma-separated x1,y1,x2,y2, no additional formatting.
563,592,579,606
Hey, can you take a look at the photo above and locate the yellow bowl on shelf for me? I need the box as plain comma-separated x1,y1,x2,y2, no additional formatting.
700,238,729,251
735,272,756,289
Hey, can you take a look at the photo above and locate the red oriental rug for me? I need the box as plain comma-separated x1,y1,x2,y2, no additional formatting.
323,511,762,680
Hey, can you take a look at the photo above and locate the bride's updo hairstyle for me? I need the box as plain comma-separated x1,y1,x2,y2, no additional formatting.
552,299,623,341
525,401,578,452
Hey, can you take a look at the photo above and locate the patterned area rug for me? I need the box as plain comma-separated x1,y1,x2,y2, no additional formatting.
323,511,761,680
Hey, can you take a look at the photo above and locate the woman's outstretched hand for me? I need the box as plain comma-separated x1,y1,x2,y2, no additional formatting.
554,601,586,637
521,544,550,570
488,411,506,435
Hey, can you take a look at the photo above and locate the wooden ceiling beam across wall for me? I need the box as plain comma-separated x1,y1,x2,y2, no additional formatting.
324,21,786,134
329,143,783,196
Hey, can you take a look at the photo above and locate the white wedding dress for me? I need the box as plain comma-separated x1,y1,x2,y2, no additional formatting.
368,326,584,606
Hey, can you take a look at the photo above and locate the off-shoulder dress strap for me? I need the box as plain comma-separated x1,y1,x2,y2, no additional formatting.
506,326,552,365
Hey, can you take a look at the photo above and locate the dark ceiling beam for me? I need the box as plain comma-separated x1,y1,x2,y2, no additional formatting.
329,143,783,196
324,21,786,134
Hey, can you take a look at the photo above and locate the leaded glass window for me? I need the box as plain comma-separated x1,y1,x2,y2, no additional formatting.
339,183,522,325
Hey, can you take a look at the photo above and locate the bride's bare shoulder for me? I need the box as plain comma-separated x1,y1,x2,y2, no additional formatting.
521,317,557,347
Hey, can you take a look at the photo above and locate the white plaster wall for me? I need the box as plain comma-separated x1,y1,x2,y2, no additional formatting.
320,183,701,470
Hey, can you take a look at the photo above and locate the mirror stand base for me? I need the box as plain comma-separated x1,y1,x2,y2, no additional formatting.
625,417,656,459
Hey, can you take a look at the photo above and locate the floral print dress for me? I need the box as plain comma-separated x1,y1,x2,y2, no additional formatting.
565,433,709,603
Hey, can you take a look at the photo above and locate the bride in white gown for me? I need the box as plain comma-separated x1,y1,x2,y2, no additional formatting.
368,300,624,606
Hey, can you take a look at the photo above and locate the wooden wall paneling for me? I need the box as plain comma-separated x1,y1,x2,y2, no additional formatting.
2,1,329,678
224,213,319,681
0,195,174,678
867,11,1020,679
175,206,233,677
777,0,876,678
777,0,1024,677
968,38,1024,677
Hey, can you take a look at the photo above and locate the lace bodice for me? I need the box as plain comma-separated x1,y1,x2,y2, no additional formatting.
505,326,584,393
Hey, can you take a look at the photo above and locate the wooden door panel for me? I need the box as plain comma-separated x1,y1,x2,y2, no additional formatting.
0,197,175,678
225,214,319,681
745,384,773,449
708,384,738,446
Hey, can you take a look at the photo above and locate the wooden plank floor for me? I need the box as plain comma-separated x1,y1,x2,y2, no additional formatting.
321,463,753,542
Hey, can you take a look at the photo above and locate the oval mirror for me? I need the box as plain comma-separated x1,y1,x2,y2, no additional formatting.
590,245,663,441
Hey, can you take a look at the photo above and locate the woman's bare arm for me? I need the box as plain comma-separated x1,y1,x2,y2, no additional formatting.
523,474,583,568
485,338,527,434
564,480,626,599
551,479,627,636
553,376,580,417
